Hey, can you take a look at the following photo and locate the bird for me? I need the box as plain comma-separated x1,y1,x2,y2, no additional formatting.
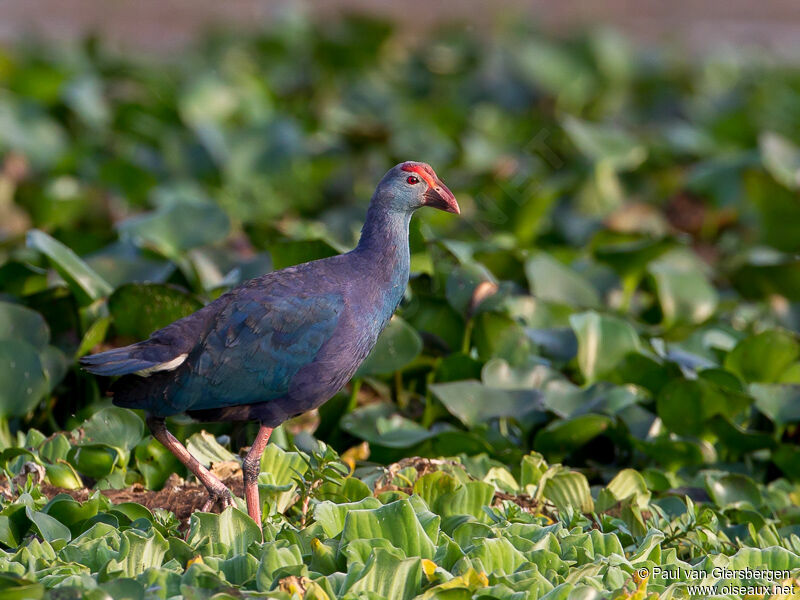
80,161,459,529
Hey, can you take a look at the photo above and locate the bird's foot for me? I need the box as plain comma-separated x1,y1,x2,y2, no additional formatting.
200,485,234,513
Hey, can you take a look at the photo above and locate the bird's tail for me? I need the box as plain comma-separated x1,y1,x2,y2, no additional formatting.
79,342,187,377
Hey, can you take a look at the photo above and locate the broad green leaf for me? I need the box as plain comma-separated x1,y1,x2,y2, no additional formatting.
525,253,600,309
430,380,543,428
648,250,718,326
0,341,49,418
356,316,423,376
186,507,261,556
706,474,762,510
563,115,646,171
269,239,339,270
542,471,594,514
467,537,526,575
80,406,144,460
569,311,640,383
185,431,237,466
724,330,800,383
340,499,436,559
344,548,422,600
108,283,203,339
107,528,168,578
0,302,50,350
256,540,304,589
760,131,800,190
26,229,113,304
134,436,184,490
117,201,230,259
657,377,752,437
314,498,383,538
750,384,800,425
24,506,71,543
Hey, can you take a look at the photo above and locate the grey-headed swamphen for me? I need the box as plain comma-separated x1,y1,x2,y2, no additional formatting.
80,161,459,529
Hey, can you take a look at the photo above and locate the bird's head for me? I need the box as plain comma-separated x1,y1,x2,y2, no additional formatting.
373,161,460,216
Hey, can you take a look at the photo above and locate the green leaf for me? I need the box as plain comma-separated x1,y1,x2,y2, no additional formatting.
563,115,646,171
134,436,184,490
724,330,800,383
760,131,800,189
542,470,594,514
185,431,237,466
187,507,261,556
26,229,113,304
525,253,600,309
430,380,543,428
24,506,71,543
80,406,144,460
269,239,339,270
706,474,762,510
657,377,752,437
750,384,800,425
340,499,437,559
648,250,718,327
0,302,50,350
569,311,640,383
108,283,203,339
117,201,230,259
0,341,49,418
356,316,423,376
344,548,422,600
107,528,168,578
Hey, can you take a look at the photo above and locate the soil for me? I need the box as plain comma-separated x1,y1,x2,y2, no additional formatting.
19,455,554,529
38,473,245,527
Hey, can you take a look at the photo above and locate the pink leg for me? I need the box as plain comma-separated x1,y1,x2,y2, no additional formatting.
146,416,233,512
241,424,273,530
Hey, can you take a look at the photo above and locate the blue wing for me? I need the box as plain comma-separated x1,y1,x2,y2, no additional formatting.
160,290,344,414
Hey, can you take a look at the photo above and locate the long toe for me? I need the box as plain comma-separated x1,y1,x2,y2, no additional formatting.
200,487,233,512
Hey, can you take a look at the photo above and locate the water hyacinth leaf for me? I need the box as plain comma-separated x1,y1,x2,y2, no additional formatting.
24,506,71,544
117,201,230,259
134,436,184,490
657,378,752,437
569,311,640,383
356,316,423,376
185,431,237,466
344,548,422,600
0,341,49,418
341,402,439,448
706,474,762,510
445,263,494,315
269,239,340,270
108,283,204,339
0,301,50,350
562,115,646,171
750,384,800,426
67,443,119,480
467,537,526,575
525,253,600,309
314,498,383,538
430,380,543,428
724,330,800,383
760,132,800,190
648,250,718,327
26,229,113,304
79,407,144,463
731,249,800,301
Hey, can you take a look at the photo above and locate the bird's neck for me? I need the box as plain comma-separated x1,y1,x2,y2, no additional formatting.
353,204,412,312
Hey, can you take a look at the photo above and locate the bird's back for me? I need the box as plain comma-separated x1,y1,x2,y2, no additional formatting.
83,249,400,424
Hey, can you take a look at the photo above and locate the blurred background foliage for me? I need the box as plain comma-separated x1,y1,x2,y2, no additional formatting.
2,11,800,490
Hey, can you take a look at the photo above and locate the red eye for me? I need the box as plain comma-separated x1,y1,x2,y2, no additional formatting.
407,175,419,184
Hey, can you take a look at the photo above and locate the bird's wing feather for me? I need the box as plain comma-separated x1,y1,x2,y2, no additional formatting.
80,303,216,377
164,288,344,412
